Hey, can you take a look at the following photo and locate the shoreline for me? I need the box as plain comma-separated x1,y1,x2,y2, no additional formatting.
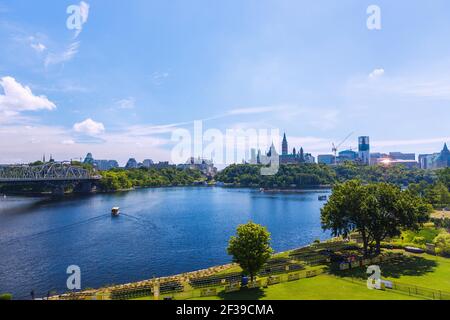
50,240,338,300
1,183,332,198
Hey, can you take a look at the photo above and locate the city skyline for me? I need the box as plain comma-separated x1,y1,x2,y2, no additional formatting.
1,1,450,165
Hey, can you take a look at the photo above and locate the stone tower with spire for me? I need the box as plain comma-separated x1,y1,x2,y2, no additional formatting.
282,133,288,156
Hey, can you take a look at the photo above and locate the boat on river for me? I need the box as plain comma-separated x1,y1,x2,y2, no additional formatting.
111,207,120,217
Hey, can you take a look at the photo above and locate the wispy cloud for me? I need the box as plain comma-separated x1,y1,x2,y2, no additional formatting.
30,42,46,53
373,137,450,148
150,71,170,86
348,71,450,100
228,106,282,115
115,97,136,109
45,41,80,67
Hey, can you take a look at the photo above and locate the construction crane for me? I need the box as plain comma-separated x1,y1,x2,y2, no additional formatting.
332,132,354,165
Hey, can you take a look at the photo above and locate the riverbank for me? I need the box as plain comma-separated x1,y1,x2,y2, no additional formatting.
49,241,329,300
49,242,450,301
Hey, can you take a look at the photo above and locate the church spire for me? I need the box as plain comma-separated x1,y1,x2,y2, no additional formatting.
443,143,449,153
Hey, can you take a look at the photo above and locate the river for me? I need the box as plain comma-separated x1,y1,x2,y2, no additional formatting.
0,187,331,299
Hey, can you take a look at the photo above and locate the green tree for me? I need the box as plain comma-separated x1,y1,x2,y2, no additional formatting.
321,180,372,256
434,233,450,257
424,183,450,209
227,222,273,281
322,180,431,256
437,168,450,190
365,184,431,253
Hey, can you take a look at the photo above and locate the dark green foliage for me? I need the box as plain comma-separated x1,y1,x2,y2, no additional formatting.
97,167,203,192
216,163,436,189
0,293,12,300
227,222,273,281
216,164,336,188
321,180,432,256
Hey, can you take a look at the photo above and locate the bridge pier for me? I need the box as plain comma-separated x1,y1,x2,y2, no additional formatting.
51,185,65,197
74,182,94,194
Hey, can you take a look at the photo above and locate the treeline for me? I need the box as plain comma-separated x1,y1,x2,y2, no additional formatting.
216,164,450,208
408,168,450,209
97,167,204,192
215,164,336,188
216,162,435,188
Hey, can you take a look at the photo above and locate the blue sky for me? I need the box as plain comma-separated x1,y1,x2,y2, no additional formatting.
0,0,449,165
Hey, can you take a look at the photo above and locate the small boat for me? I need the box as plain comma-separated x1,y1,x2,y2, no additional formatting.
318,195,327,201
111,207,120,217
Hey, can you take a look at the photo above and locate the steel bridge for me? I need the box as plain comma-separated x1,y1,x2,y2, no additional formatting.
0,163,101,195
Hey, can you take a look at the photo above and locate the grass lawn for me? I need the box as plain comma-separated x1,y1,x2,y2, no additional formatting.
334,253,450,293
193,275,420,300
134,252,450,301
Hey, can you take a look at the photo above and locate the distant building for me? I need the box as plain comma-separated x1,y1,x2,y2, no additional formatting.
95,160,119,171
318,154,335,165
338,150,358,163
83,153,94,165
278,133,311,165
379,159,419,169
143,159,154,168
420,144,450,170
249,149,258,165
83,153,119,170
150,161,172,169
358,136,370,165
370,152,389,165
178,157,217,177
282,133,289,156
125,158,138,169
304,153,316,164
389,152,416,161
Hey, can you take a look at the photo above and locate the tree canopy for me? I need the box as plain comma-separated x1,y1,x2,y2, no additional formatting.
321,180,432,256
227,222,273,281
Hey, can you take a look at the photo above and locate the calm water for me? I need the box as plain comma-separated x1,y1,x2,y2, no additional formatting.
0,187,330,299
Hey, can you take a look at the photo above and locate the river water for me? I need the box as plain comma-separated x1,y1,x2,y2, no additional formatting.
0,187,330,299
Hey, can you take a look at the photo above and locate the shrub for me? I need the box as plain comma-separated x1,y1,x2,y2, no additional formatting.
412,236,427,245
0,293,13,300
433,233,450,257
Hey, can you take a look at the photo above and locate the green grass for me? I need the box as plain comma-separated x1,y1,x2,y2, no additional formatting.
334,253,450,293
134,252,450,301
193,275,420,300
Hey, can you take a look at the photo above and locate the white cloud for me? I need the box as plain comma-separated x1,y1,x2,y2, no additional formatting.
30,42,46,53
348,73,450,100
62,139,76,145
0,124,171,165
0,76,56,116
228,106,281,115
369,68,385,79
73,118,105,135
45,41,80,66
150,71,170,85
116,97,136,109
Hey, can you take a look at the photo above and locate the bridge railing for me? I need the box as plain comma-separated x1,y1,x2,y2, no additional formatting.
0,163,101,182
